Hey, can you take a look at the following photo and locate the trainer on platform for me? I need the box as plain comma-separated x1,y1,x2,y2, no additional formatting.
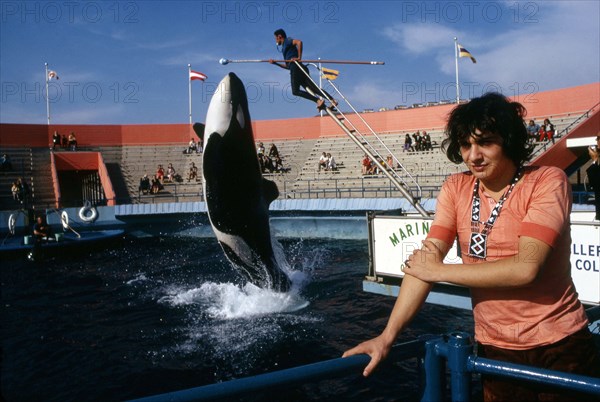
269,29,336,110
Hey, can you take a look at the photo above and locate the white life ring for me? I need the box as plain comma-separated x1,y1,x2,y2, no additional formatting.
8,214,16,235
78,202,98,223
61,211,70,230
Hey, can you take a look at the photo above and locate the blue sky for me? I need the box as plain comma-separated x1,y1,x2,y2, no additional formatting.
1,1,598,125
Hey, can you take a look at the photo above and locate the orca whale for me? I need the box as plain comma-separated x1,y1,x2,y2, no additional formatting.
201,73,291,292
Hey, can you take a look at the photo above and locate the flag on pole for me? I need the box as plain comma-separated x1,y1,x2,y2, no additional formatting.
190,70,207,81
457,44,476,63
48,70,60,80
321,67,339,80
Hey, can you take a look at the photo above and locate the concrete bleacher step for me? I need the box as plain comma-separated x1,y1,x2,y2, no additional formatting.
0,106,590,209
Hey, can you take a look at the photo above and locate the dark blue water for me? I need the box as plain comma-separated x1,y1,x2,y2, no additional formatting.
1,234,474,401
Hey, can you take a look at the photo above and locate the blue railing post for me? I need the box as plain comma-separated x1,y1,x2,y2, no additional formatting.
446,332,473,402
421,336,445,402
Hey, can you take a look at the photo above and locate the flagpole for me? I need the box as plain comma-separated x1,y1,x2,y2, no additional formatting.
45,62,50,125
454,37,460,104
188,64,192,126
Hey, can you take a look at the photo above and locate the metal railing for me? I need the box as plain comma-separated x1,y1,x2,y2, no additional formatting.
530,102,600,159
128,328,600,402
8,186,597,211
278,178,442,200
296,61,429,216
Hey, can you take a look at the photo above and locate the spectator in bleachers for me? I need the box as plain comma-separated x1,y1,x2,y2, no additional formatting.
422,131,432,151
52,131,61,150
538,124,545,141
403,134,413,152
361,154,372,175
11,181,19,202
268,143,280,159
68,132,77,151
139,174,150,195
156,165,165,183
264,154,276,173
274,154,284,172
412,131,422,151
61,134,68,149
587,135,600,221
540,118,555,144
188,162,198,182
0,154,13,171
327,153,337,171
186,138,198,154
166,163,176,182
257,142,265,156
151,175,163,194
526,119,540,140
374,156,385,175
258,153,268,173
318,152,328,171
386,155,394,170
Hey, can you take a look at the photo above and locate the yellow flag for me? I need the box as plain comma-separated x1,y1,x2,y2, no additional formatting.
457,44,477,63
321,67,340,80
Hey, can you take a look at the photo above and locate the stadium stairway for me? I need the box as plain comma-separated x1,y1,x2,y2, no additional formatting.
0,147,34,211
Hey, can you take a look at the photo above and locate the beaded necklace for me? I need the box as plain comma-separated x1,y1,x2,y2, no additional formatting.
468,167,522,259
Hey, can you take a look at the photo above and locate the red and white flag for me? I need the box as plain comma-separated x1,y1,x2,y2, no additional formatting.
190,70,207,81
48,70,60,80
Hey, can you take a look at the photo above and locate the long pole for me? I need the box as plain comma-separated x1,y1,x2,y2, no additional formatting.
45,62,50,125
219,58,384,65
188,64,192,125
318,58,324,118
454,37,460,104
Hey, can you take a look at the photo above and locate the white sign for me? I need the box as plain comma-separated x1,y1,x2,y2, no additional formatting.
372,216,461,278
570,222,600,305
371,214,600,305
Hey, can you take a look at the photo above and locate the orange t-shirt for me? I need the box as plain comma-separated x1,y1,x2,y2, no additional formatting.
428,165,588,350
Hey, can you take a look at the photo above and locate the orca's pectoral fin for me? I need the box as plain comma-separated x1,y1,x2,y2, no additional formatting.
262,178,280,206
193,123,205,142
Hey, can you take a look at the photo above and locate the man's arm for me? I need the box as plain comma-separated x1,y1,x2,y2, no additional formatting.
292,39,303,60
269,59,288,69
342,238,451,377
405,236,552,288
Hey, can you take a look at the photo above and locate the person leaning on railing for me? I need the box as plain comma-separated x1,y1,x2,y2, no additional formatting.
587,135,600,221
343,93,600,402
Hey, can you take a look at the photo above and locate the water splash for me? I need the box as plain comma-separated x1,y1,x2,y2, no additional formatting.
126,273,148,285
159,282,309,319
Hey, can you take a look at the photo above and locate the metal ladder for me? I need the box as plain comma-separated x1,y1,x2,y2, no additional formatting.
296,61,430,217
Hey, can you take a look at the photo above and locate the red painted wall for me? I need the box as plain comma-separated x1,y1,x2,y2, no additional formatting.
0,124,194,147
1,83,598,146
54,152,99,170
0,123,48,147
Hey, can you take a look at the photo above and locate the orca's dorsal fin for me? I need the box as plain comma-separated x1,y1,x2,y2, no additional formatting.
262,178,280,206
